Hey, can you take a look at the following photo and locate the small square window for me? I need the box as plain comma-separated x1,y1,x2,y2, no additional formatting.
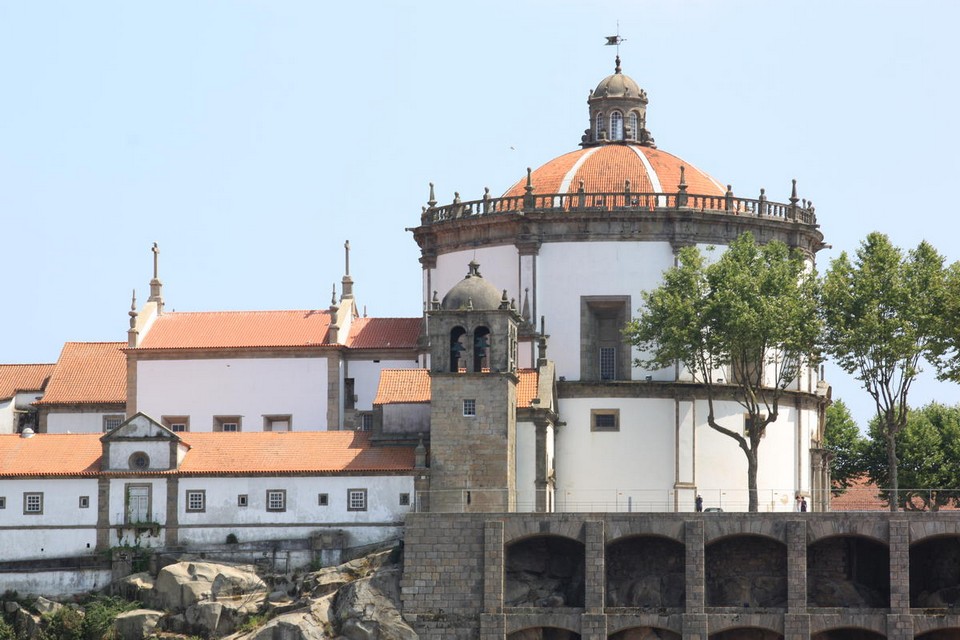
0,496,7,509
186,490,206,513
591,409,620,432
215,416,242,432
358,412,373,432
348,489,367,512
266,490,286,512
318,493,329,506
399,493,410,506
163,416,190,432
103,415,124,433
79,496,90,509
24,492,43,515
463,399,476,416
237,494,249,507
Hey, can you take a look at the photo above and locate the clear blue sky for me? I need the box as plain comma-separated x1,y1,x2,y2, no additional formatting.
2,1,959,429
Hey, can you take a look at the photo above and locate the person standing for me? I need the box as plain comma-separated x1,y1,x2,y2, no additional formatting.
695,495,703,512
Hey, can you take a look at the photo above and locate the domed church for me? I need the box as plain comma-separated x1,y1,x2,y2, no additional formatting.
412,56,829,514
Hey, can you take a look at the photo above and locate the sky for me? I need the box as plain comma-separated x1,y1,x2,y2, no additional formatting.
2,1,960,429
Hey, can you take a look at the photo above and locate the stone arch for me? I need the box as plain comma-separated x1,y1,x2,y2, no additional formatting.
811,630,886,640
704,519,786,545
807,534,890,608
503,517,585,545
709,628,782,640
606,535,685,608
605,518,684,544
916,627,960,639
806,519,888,545
705,534,787,607
810,616,888,636
505,535,585,608
449,326,467,372
507,628,581,640
911,534,960,607
609,628,680,640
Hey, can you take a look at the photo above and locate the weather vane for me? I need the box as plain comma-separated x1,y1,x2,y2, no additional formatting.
605,21,625,57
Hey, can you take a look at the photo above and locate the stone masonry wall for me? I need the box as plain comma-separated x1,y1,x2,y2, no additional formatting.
402,512,960,640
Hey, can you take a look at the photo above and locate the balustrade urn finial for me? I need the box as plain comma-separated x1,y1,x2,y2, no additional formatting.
790,179,799,205
428,182,436,208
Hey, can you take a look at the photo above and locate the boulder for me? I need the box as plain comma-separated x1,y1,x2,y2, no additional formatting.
153,562,267,611
112,572,155,606
330,566,416,640
32,596,61,615
113,609,163,640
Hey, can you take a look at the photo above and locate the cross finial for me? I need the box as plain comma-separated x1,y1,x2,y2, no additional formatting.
344,240,350,276
151,242,160,279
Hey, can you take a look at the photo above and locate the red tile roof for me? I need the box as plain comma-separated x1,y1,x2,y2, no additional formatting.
0,434,101,476
0,364,53,402
36,342,126,406
136,310,333,350
502,145,725,199
375,369,431,404
178,431,414,474
0,431,414,476
347,318,422,350
374,368,539,407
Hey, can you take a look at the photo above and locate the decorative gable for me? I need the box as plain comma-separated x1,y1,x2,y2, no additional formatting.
100,412,183,472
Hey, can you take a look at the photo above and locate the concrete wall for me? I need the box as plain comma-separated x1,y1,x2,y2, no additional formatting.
401,512,960,640
0,569,112,597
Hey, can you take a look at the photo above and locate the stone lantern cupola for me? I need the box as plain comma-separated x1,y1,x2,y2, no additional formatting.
582,56,655,148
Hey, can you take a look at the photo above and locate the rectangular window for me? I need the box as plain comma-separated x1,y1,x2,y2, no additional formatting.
163,416,190,433
463,399,476,417
23,492,43,515
318,493,329,506
347,489,367,511
599,347,617,381
266,490,286,512
344,378,356,410
591,409,620,432
263,415,292,432
237,494,248,507
215,416,242,432
399,493,410,506
185,490,206,513
0,497,6,509
103,415,124,433
125,484,151,524
79,496,90,509
358,412,373,432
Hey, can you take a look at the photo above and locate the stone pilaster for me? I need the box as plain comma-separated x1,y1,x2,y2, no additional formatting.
685,519,705,612
580,613,607,640
483,520,504,613
886,613,914,640
479,613,504,640
584,520,605,612
165,476,179,547
682,613,708,640
96,478,111,551
889,519,910,612
784,613,810,640
786,520,807,612
534,421,547,512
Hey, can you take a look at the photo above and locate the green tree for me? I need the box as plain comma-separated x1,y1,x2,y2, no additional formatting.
861,403,960,510
625,232,820,512
822,399,867,493
821,232,946,511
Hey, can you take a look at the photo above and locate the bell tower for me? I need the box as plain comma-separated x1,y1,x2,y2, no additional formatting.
426,261,520,512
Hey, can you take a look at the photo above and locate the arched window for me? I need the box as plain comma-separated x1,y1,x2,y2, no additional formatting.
595,112,604,140
473,327,491,372
610,111,623,141
628,112,638,140
450,327,467,372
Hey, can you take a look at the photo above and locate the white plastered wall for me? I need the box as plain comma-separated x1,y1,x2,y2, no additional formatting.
0,478,99,560
47,410,120,434
515,419,536,512
0,399,13,434
176,475,414,546
136,357,329,431
348,360,420,411
108,478,168,548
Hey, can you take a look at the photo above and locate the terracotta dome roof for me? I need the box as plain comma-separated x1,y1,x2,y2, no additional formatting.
502,144,726,198
441,261,503,311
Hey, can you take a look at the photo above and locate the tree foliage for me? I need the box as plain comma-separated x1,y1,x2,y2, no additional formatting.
625,232,820,511
862,403,960,511
821,232,946,511
822,399,867,493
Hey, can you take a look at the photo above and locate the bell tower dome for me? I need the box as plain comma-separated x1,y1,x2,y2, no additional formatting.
582,56,655,148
